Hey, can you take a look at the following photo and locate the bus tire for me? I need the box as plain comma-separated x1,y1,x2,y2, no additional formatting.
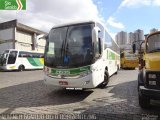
138,92,150,109
18,65,25,72
138,73,150,109
115,65,119,74
98,70,109,88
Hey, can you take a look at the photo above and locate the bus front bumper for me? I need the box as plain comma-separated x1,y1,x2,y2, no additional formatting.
139,86,160,99
0,65,17,71
44,73,98,89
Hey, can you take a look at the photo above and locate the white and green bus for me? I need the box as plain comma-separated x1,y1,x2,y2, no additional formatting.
42,20,120,88
0,49,44,71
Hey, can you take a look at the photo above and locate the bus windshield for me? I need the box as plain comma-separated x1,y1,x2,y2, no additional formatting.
125,52,137,60
44,23,94,68
7,51,18,64
0,50,9,65
147,33,160,53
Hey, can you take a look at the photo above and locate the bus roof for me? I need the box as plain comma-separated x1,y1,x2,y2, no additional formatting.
51,20,101,29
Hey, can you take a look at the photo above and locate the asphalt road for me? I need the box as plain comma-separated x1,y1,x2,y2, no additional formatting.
0,69,160,119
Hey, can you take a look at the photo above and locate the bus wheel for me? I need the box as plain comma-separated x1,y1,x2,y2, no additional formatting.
98,70,109,88
139,92,150,109
115,65,119,74
18,65,25,72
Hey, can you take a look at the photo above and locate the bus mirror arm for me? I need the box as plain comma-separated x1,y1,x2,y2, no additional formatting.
94,54,101,60
36,34,48,41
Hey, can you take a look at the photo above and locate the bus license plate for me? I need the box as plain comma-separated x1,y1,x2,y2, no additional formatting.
59,81,68,85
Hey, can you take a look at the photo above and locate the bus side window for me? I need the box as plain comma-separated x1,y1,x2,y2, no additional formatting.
40,54,44,58
31,53,36,58
36,53,40,58
19,52,22,57
19,52,26,57
104,43,107,49
36,53,39,58
23,52,31,58
24,54,28,57
29,53,33,58
105,31,112,48
97,23,104,55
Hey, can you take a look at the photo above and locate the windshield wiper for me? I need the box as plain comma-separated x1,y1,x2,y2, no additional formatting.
149,48,160,53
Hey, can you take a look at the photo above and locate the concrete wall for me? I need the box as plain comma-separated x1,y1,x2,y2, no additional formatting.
15,42,32,51
0,42,13,54
0,28,14,40
37,38,46,52
0,28,14,54
0,22,46,53
15,30,33,51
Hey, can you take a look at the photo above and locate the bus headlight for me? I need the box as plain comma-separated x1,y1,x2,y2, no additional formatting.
148,73,157,85
80,71,91,77
90,65,98,72
148,74,156,79
44,66,51,74
149,81,156,85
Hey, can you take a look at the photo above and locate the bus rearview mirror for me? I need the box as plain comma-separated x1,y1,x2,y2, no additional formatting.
132,44,136,53
98,38,102,54
4,54,7,59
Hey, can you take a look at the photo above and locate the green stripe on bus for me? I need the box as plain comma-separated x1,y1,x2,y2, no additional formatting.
51,65,90,75
33,58,43,66
108,51,115,60
27,58,39,66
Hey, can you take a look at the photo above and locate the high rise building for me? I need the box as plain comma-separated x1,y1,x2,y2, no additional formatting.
115,34,119,45
150,28,158,33
115,31,127,48
134,29,144,50
128,32,135,44
134,29,144,41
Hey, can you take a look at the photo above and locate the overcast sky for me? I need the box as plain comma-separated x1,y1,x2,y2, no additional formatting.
0,0,160,39
0,0,102,32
